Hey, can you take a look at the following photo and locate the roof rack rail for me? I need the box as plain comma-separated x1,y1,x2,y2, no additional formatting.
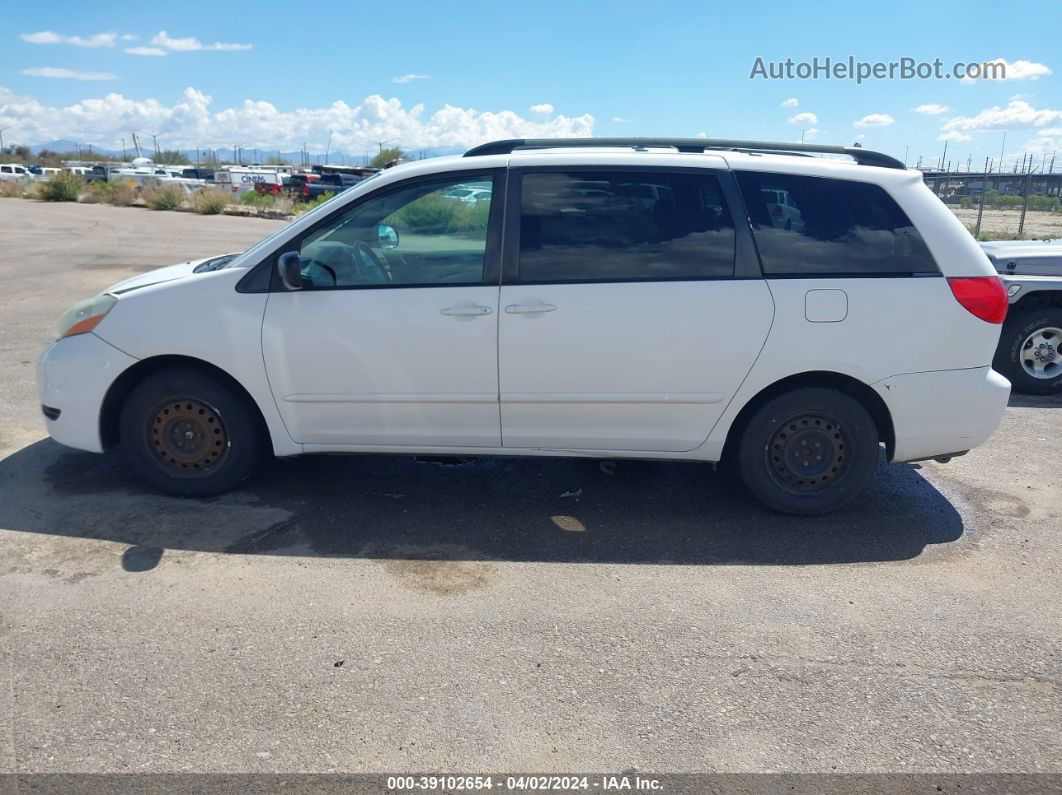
464,137,906,169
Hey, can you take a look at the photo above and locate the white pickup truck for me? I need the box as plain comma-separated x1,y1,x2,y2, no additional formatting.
0,163,31,183
982,239,1062,395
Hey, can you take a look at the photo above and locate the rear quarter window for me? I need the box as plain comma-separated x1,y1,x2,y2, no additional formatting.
736,171,939,276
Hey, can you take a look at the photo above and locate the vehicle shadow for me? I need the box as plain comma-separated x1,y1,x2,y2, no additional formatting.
1008,392,1062,409
0,439,965,572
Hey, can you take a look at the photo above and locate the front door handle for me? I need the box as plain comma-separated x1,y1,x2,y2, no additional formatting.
504,303,557,314
441,305,492,317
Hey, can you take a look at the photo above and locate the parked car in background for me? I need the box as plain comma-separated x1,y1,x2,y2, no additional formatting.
213,168,284,194
981,239,1062,395
37,137,1011,515
27,166,63,180
443,185,493,205
761,186,805,232
301,171,363,200
0,163,32,183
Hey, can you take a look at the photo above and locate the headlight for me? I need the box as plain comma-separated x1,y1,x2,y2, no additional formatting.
55,294,117,340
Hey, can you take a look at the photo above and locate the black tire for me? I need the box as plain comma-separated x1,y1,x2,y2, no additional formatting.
119,368,264,497
737,387,879,515
993,306,1062,396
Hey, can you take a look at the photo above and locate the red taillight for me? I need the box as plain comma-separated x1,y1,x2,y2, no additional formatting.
947,276,1008,324
302,186,310,197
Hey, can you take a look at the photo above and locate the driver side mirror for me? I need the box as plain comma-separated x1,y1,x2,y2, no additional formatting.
277,250,303,291
377,224,399,250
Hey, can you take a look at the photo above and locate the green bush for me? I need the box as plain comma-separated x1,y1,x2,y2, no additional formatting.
294,191,334,215
387,192,490,234
239,190,275,206
193,190,230,215
38,172,84,202
143,186,184,211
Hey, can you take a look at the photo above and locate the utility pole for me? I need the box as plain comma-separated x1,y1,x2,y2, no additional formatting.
999,131,1007,174
975,157,989,238
904,145,910,167
325,130,333,165
0,126,10,153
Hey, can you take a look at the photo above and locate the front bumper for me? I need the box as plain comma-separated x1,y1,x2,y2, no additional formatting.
873,365,1011,463
37,333,138,453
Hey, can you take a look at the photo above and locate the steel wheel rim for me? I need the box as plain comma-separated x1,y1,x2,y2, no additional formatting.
1020,326,1062,380
765,413,848,494
150,398,229,475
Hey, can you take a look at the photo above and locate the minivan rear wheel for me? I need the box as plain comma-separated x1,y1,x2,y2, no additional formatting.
736,387,879,515
119,368,263,497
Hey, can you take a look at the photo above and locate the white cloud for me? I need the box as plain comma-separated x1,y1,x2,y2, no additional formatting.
611,116,630,123
788,112,818,126
22,67,116,81
780,97,798,108
802,128,819,141
854,134,865,140
530,103,554,115
1020,127,1062,155
912,103,949,115
392,73,429,84
854,113,895,127
937,131,973,142
940,100,1062,134
125,46,166,57
962,57,1052,83
21,30,117,47
120,34,138,41
0,86,595,151
696,132,708,139
150,30,251,52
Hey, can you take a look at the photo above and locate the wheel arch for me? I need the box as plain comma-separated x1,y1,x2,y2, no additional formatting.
720,370,896,464
99,354,272,452
1010,289,1062,312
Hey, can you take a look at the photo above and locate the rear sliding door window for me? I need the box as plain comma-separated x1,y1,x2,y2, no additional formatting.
735,171,938,276
518,171,736,282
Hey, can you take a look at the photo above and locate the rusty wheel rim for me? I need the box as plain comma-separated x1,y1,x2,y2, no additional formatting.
150,398,229,475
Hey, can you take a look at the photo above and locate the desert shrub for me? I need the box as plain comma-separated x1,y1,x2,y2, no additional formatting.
0,180,26,198
193,189,230,215
143,186,184,211
84,180,136,206
38,173,83,202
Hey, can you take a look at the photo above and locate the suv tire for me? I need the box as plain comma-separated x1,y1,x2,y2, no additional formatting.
737,386,879,515
994,306,1062,396
119,368,264,497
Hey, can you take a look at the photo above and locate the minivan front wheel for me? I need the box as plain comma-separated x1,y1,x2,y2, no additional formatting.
737,387,879,515
119,368,264,497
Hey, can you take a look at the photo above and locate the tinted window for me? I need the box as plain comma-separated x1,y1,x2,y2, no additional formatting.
296,175,495,288
518,171,736,282
736,171,937,276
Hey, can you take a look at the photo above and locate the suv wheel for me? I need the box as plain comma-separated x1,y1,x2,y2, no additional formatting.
119,368,264,497
737,387,879,515
994,306,1062,395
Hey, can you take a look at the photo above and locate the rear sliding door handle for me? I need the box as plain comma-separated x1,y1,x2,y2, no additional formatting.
505,303,557,314
441,305,493,316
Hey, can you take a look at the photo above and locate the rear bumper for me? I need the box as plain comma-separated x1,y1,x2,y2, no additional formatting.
873,366,1010,463
37,332,138,453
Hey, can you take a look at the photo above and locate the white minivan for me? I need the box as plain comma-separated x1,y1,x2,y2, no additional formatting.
37,138,1011,514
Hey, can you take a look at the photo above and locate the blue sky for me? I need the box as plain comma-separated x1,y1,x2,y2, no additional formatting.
1,0,1059,167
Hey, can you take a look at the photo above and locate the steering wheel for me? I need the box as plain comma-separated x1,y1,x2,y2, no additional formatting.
354,241,392,284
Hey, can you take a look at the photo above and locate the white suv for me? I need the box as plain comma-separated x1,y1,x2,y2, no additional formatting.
37,138,1011,514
